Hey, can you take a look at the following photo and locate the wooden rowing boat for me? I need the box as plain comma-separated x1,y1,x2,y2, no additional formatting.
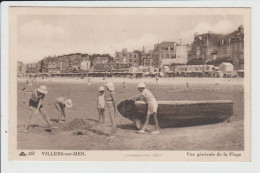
117,100,233,128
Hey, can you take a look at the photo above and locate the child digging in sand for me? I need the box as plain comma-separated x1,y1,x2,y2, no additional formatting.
132,82,160,134
54,97,73,124
105,82,117,138
97,86,106,123
22,85,58,132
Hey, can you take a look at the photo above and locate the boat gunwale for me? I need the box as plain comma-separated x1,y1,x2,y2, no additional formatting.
135,100,233,105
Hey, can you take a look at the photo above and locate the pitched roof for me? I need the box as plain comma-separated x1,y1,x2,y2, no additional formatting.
160,41,177,47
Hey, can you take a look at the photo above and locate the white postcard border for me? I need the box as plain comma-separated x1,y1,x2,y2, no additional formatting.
1,1,260,173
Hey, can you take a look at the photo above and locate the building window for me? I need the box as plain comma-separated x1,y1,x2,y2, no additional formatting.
129,59,132,63
165,54,169,59
171,47,174,51
161,47,164,50
165,47,168,51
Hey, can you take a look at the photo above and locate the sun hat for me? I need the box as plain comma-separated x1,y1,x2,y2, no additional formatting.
105,82,115,91
37,85,48,94
137,82,146,88
65,99,73,108
99,86,105,91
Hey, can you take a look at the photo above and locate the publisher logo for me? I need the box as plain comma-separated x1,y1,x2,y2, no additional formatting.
19,152,26,156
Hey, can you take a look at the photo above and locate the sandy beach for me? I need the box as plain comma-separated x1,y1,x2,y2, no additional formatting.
18,76,244,85
17,77,244,150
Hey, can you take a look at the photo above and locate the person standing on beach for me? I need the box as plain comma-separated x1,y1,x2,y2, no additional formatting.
132,82,160,134
105,82,117,138
22,79,33,103
97,86,106,123
186,82,189,88
22,85,58,132
54,97,73,124
122,80,125,88
87,78,91,85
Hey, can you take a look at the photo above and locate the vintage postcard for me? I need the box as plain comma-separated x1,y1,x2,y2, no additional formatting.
8,7,251,161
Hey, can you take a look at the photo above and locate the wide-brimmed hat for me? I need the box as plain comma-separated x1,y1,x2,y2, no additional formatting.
99,86,105,91
37,85,48,94
105,82,115,91
137,82,146,88
65,99,73,108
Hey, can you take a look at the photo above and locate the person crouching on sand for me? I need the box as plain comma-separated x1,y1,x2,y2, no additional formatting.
97,86,106,123
105,82,117,138
23,85,58,132
132,82,160,134
54,97,73,124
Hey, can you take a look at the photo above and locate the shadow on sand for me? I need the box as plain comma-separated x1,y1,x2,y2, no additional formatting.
85,118,99,123
117,123,137,130
74,128,109,137
50,119,60,123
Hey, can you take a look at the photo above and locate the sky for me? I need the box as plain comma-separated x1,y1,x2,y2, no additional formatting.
17,12,243,63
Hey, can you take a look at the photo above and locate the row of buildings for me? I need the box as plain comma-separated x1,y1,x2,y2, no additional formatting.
114,25,244,69
115,42,190,68
189,25,244,69
18,53,112,75
18,25,244,75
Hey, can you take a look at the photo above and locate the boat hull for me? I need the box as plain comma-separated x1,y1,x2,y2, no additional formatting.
117,100,233,128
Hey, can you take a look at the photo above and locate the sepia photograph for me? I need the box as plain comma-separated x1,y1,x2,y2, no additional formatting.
7,7,250,161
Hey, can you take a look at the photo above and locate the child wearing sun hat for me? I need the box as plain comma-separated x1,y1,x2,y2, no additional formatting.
23,85,58,132
54,97,73,124
132,82,160,134
97,86,106,123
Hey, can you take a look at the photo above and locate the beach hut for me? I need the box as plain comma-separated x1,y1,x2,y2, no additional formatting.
219,62,234,74
237,70,244,77
138,66,144,73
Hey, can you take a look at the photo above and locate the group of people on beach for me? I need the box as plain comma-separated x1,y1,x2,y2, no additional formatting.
22,78,160,138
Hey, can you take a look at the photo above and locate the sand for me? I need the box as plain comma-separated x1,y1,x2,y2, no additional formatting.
17,77,244,150
18,76,244,85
